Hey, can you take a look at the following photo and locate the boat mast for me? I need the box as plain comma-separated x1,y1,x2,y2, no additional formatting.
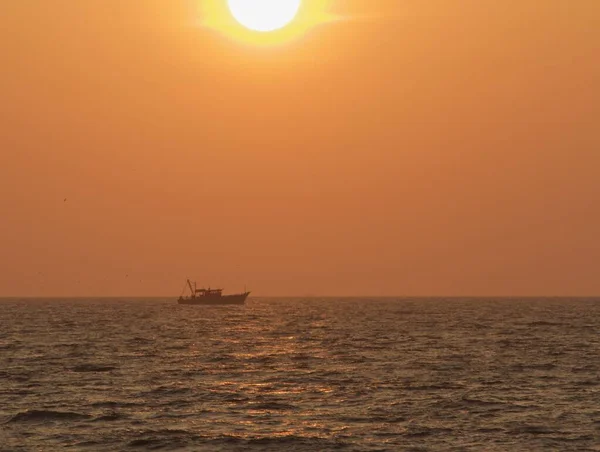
187,279,194,296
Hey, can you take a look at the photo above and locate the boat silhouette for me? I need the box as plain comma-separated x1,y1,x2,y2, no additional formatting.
177,279,250,305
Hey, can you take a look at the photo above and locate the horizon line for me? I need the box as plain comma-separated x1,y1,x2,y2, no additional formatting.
1,294,600,299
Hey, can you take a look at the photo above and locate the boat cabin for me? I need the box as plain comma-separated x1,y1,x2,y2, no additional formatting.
195,288,223,298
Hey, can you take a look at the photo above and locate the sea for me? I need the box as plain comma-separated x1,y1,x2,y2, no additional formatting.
1,297,599,451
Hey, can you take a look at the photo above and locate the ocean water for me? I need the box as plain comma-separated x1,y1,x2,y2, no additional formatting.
1,297,600,451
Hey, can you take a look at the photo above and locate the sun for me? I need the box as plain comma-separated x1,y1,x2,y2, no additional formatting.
227,0,302,33
200,0,334,46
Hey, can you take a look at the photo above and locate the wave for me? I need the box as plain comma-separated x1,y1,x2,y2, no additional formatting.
461,394,507,406
403,426,454,438
212,435,349,449
249,436,334,445
91,412,128,422
247,402,298,411
145,385,191,395
90,400,141,408
405,383,460,391
525,321,566,327
129,336,154,343
6,410,90,423
510,363,557,371
127,438,163,448
126,429,197,449
509,424,559,435
71,364,116,372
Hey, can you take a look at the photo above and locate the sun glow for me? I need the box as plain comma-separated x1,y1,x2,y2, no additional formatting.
227,0,302,33
201,0,334,45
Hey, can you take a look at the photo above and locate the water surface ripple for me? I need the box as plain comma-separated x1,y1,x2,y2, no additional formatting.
1,297,600,451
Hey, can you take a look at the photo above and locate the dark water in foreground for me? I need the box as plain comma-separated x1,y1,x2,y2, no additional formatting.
1,297,600,451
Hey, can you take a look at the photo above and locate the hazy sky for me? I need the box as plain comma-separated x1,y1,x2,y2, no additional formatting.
1,1,599,296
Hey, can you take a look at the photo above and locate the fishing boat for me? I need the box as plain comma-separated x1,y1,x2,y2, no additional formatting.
177,279,250,305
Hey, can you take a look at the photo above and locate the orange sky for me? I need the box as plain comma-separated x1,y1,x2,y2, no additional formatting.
1,1,599,296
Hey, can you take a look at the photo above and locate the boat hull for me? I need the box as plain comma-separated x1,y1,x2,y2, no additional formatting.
177,292,250,305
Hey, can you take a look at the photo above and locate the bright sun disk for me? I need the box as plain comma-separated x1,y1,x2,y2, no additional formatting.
227,0,302,32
